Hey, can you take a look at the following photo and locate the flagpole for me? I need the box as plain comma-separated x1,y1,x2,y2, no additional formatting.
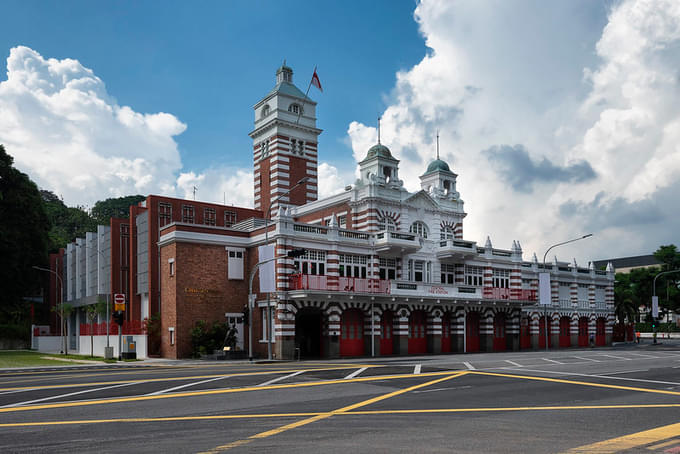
296,65,316,125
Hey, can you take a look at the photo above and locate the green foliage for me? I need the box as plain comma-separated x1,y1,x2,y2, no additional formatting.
0,145,50,325
190,320,233,358
635,322,679,332
41,189,97,253
91,195,145,225
0,324,30,341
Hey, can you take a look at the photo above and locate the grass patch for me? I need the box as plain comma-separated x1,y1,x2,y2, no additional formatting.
0,350,112,368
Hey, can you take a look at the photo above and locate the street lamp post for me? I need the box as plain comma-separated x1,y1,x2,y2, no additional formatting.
33,265,65,355
263,177,311,360
652,269,680,344
541,234,593,351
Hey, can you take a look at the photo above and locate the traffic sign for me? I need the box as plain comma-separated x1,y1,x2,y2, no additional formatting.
114,293,126,311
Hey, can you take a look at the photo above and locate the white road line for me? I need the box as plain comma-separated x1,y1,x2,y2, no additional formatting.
413,364,422,374
146,376,229,396
256,370,306,387
542,358,564,364
505,368,680,386
344,367,367,379
598,354,632,361
463,362,475,370
413,385,472,394
573,356,600,362
1,381,143,408
600,369,649,376
505,360,523,367
626,352,658,359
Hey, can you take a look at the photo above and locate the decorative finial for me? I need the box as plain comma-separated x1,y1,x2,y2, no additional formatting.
436,130,440,160
283,58,286,66
377,116,381,144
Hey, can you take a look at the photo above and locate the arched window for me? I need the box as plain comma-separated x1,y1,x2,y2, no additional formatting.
440,226,454,240
410,221,428,238
261,104,270,119
288,103,302,115
378,216,396,232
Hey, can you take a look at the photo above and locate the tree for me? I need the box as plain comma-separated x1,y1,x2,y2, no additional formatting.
0,145,50,325
91,195,145,225
41,190,97,253
86,298,110,357
613,273,637,324
51,302,74,354
652,245,680,315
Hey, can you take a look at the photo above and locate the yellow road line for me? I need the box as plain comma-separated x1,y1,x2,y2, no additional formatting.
647,438,680,450
3,402,679,428
0,365,383,392
564,422,680,453
0,369,462,414
200,371,468,453
471,371,680,396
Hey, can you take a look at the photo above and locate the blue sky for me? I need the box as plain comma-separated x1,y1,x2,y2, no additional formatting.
1,0,424,174
2,0,679,263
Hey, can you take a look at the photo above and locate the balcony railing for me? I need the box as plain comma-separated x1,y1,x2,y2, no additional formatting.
288,274,390,294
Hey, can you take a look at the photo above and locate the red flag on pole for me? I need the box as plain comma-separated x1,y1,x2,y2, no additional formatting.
311,69,323,92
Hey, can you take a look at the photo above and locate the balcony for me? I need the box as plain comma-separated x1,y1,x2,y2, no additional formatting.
288,274,390,294
483,287,537,302
373,230,420,255
437,238,478,260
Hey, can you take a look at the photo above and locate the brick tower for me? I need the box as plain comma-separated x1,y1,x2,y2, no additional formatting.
249,63,322,214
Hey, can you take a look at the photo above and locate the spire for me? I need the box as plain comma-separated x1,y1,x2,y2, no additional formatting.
436,130,440,160
532,253,538,264
485,236,493,249
377,116,381,144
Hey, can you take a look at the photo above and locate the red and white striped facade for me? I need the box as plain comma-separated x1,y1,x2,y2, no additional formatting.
156,63,616,359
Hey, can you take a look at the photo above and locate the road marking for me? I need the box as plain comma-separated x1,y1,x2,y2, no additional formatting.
257,370,306,386
471,371,680,396
648,438,680,450
343,368,367,380
598,354,632,361
413,385,471,394
463,362,475,370
413,364,422,374
599,369,648,376
1,381,144,408
199,372,469,453
146,376,229,395
0,370,470,414
563,421,680,453
495,368,680,387
505,360,522,367
626,352,658,359
542,358,564,364
4,403,680,428
573,356,600,362
0,365,378,392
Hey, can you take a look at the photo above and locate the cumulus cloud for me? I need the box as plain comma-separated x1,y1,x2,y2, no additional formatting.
483,144,596,193
317,162,347,198
0,46,192,206
347,0,680,262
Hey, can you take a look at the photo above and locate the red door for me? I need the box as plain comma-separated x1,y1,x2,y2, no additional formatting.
559,317,571,348
596,317,606,346
408,311,427,354
520,317,531,349
493,313,506,351
380,311,393,355
538,315,552,348
466,312,480,353
441,312,451,353
578,317,589,347
340,309,364,357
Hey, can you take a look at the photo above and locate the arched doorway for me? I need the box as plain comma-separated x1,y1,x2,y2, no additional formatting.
538,315,552,349
408,310,427,354
493,313,507,352
596,317,606,346
578,317,589,347
380,311,393,355
295,308,323,359
520,317,531,350
559,316,571,348
441,312,452,353
340,309,364,357
466,311,480,353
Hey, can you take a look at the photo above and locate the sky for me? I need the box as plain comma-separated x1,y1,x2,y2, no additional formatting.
1,0,679,265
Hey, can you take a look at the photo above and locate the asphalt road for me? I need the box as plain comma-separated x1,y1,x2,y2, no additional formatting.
1,342,679,453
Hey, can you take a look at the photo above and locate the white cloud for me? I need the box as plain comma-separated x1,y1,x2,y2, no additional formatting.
347,0,680,262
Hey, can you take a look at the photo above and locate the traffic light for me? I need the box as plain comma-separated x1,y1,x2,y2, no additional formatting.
113,311,125,326
287,248,306,258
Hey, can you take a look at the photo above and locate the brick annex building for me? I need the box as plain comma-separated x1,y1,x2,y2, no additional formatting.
49,64,615,359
